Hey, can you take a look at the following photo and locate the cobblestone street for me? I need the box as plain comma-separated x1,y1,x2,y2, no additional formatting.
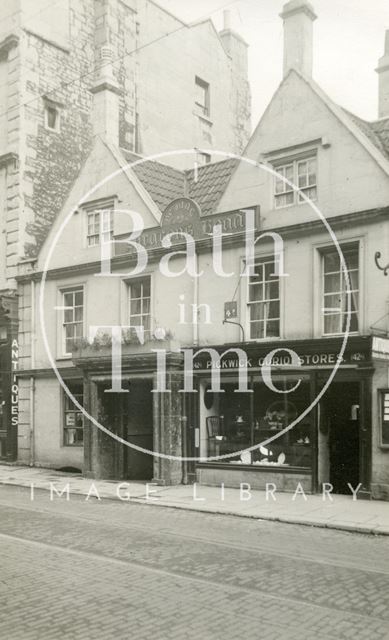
0,486,388,639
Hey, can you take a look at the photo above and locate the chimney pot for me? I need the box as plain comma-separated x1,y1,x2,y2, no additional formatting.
280,0,317,78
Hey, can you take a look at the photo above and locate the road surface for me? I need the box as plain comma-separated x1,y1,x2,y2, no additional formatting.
0,485,388,639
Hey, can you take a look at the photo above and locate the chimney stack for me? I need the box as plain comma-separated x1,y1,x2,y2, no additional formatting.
90,0,122,146
90,45,121,146
280,0,317,78
376,31,389,119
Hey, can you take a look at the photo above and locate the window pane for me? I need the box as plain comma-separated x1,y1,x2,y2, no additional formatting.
250,322,264,339
249,284,262,302
266,320,279,338
131,282,142,298
75,291,83,306
265,281,279,300
63,292,73,307
324,294,342,312
64,308,73,323
324,252,340,273
344,250,358,271
74,306,83,322
250,303,265,321
324,273,340,293
268,301,280,319
131,299,141,315
324,314,340,334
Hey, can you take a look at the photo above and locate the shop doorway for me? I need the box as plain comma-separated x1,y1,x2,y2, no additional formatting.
99,379,154,481
319,382,360,494
123,380,154,481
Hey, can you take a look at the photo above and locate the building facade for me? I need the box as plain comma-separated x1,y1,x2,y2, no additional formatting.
0,0,251,462
13,0,389,499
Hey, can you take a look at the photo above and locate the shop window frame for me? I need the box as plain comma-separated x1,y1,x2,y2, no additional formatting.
62,381,84,447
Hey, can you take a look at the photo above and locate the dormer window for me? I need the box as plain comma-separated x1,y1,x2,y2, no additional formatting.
274,155,317,208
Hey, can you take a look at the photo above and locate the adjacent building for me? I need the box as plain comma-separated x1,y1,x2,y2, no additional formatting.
12,0,389,500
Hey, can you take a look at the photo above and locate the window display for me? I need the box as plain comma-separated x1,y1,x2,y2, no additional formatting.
206,375,312,469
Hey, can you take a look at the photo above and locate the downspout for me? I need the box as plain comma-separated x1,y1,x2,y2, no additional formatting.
29,280,35,466
193,251,199,346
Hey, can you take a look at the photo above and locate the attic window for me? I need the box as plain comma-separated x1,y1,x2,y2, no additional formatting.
85,199,115,247
273,155,317,208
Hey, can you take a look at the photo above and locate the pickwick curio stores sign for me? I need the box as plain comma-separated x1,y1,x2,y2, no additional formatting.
191,337,372,371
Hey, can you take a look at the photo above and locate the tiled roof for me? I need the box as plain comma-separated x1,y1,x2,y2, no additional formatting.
122,151,238,215
343,109,389,161
186,158,239,215
122,152,185,212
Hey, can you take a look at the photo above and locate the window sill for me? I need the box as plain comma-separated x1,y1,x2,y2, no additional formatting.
274,198,318,211
192,110,213,126
322,332,360,338
196,461,311,473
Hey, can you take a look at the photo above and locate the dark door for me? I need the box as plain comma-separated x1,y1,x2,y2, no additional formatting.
123,380,154,481
325,382,360,494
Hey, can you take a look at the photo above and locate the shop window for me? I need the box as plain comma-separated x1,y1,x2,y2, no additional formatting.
274,156,317,208
86,206,114,247
322,245,359,336
62,287,84,356
206,376,312,468
63,382,84,446
379,389,389,448
128,277,151,339
195,76,210,117
248,258,280,339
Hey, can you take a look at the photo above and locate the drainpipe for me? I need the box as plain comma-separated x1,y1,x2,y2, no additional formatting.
29,280,35,466
193,252,199,346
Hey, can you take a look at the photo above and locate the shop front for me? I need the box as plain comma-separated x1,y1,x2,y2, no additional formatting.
73,344,184,484
72,335,388,498
191,336,374,496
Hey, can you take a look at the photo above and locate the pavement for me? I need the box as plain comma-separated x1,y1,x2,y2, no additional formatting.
1,463,389,536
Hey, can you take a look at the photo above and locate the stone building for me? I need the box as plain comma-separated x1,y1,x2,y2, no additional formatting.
0,0,251,460
12,0,389,499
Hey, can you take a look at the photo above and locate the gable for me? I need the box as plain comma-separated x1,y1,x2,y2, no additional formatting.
217,71,389,227
37,139,163,272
